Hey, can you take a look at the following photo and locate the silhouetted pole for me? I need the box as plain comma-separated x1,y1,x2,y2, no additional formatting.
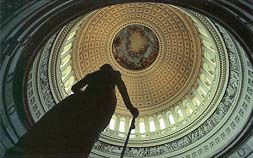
120,117,136,158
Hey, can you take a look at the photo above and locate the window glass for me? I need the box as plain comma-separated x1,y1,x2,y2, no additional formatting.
149,120,156,132
169,114,175,125
109,118,115,130
177,109,183,117
159,117,166,130
119,119,125,132
139,121,145,133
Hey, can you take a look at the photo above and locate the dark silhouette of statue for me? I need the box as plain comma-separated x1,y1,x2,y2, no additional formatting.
5,64,139,158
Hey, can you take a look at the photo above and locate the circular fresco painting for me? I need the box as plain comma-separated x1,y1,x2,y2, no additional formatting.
112,25,159,70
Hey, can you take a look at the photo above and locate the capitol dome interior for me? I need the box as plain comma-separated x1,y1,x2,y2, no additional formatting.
1,1,253,158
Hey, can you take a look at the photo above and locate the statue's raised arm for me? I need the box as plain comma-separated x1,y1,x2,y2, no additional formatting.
115,71,139,118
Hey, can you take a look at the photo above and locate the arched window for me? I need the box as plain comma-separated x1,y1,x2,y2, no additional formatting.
197,27,209,37
131,129,135,134
204,50,216,64
158,117,166,130
62,65,72,79
202,40,214,51
139,119,145,133
109,115,116,130
62,43,72,54
204,63,214,76
177,108,183,118
185,102,193,115
193,97,200,106
200,74,211,87
65,76,75,91
119,118,125,132
168,114,175,125
61,54,71,68
198,86,207,97
67,31,76,40
148,118,156,132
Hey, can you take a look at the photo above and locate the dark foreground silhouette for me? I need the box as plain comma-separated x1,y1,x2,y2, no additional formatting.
5,64,139,158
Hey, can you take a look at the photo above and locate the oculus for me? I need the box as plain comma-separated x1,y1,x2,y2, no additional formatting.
112,25,159,70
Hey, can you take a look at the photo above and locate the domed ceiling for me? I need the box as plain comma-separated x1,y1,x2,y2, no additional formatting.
37,2,224,142
72,3,202,115
22,1,253,158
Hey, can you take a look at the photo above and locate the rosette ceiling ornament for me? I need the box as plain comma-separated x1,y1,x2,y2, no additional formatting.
72,3,202,115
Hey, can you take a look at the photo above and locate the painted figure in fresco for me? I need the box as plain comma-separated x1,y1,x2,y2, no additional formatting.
5,64,139,158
